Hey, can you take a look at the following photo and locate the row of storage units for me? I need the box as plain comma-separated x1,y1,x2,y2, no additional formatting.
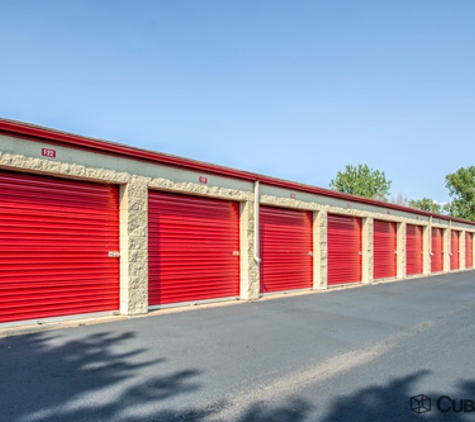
1,170,474,324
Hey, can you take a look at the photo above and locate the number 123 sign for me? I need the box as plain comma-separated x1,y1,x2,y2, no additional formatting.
41,148,56,158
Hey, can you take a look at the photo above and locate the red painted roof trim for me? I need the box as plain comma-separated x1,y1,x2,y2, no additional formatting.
0,117,473,226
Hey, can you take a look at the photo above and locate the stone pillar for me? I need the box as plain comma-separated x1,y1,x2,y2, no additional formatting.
443,227,451,272
314,210,327,289
472,232,475,269
240,200,260,300
119,179,149,315
423,224,431,276
397,222,406,279
361,217,373,284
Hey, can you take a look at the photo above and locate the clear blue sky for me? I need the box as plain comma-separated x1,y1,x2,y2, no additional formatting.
1,1,474,203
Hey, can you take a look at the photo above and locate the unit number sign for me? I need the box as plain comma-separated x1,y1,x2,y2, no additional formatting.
41,148,56,158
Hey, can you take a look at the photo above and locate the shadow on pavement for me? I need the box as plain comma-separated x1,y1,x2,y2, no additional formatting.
234,397,314,422
0,331,213,422
320,370,432,421
2,332,474,421
319,370,475,422
232,371,475,421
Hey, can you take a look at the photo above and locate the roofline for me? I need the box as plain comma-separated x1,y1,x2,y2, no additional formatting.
0,117,472,226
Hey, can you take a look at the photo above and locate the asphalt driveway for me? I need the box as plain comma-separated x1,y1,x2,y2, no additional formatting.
2,272,475,421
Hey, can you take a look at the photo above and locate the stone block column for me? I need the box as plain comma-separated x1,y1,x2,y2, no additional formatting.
362,217,373,284
119,179,149,315
460,230,466,270
397,222,406,279
314,210,327,289
240,200,260,300
472,233,475,269
443,228,451,272
423,224,431,276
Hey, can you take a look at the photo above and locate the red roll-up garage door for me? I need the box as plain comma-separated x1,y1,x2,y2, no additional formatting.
466,232,473,268
0,171,120,324
327,214,362,285
260,206,313,293
373,220,397,280
451,230,460,270
406,224,423,276
431,227,444,273
148,191,240,306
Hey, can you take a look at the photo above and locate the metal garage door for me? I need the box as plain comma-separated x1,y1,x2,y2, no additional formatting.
148,191,240,306
431,227,444,273
451,230,460,270
0,171,120,324
466,232,473,268
373,220,397,280
406,224,423,276
260,206,313,293
327,214,362,285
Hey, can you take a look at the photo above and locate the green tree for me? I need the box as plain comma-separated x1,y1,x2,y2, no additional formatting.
444,166,475,221
409,197,442,213
329,164,391,201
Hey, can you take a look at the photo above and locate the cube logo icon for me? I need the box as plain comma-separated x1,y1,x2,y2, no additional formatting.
411,394,431,414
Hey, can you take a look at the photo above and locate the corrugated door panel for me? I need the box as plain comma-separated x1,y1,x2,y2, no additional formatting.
451,230,460,270
260,206,313,293
327,214,362,285
431,227,444,273
148,191,239,306
466,232,473,268
373,220,397,279
0,171,119,324
406,224,423,276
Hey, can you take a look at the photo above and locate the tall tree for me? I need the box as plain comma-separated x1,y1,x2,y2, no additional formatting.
445,166,475,221
409,197,442,213
329,164,391,201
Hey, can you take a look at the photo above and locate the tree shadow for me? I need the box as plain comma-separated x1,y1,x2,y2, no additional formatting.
2,333,474,421
235,397,314,422
320,370,474,422
0,331,214,422
319,370,431,422
231,371,475,421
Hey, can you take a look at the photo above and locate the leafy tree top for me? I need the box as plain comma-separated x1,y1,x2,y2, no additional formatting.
444,166,475,221
409,198,442,214
329,164,391,201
